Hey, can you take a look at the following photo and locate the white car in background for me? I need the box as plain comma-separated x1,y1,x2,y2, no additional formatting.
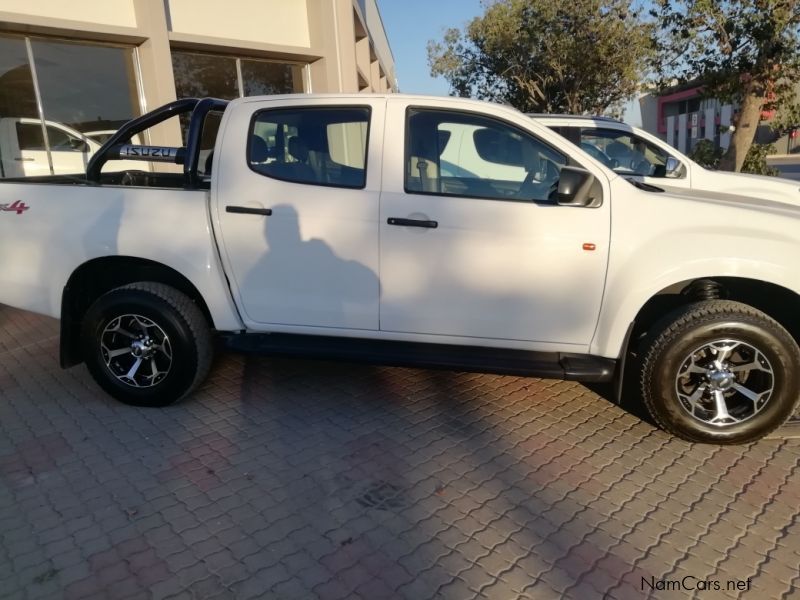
84,130,144,146
531,114,800,203
0,118,147,178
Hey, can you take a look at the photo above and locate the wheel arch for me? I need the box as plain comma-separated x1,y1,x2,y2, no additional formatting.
624,276,800,358
61,256,214,368
606,276,800,407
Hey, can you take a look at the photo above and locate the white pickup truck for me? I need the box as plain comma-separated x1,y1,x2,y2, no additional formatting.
1,95,798,445
533,114,800,202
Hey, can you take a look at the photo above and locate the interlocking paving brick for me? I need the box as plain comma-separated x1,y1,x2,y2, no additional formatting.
1,305,799,599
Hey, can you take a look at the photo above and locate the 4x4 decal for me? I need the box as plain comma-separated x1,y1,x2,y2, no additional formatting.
0,201,29,214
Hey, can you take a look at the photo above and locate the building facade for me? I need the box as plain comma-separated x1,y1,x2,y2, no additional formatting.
0,0,396,178
639,82,799,157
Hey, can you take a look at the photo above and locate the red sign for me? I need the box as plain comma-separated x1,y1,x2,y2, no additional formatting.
0,200,29,214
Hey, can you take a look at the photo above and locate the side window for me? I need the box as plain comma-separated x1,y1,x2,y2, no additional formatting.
580,128,669,177
15,123,45,151
46,126,89,152
16,123,89,152
248,107,370,189
406,108,566,202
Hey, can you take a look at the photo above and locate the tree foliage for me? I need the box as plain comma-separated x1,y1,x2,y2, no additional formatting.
427,0,654,115
688,139,722,168
651,0,800,171
740,143,780,176
690,138,779,175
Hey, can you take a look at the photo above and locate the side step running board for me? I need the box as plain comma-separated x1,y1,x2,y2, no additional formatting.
220,333,616,383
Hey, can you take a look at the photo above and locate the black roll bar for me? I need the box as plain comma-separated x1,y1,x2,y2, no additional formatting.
86,97,229,187
184,97,229,188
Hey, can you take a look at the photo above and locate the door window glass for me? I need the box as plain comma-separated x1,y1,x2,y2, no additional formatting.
15,123,45,151
249,107,370,189
580,128,670,176
46,126,89,152
405,109,567,202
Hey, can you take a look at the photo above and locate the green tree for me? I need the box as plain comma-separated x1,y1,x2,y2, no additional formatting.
652,1,800,172
427,0,654,115
688,139,722,168
741,143,780,175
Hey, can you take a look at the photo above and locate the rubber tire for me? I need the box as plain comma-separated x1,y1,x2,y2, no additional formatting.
640,300,800,444
81,282,213,407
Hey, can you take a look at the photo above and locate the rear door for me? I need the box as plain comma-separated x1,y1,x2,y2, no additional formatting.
214,98,385,332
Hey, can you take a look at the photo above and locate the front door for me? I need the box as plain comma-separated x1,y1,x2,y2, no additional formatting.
379,101,611,347
214,99,384,332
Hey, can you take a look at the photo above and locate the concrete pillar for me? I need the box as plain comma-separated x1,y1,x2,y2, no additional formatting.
131,0,182,148
666,115,675,148
704,107,715,140
678,113,688,154
307,0,358,93
720,104,733,150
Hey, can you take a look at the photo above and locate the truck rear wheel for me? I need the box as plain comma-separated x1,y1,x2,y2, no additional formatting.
81,283,213,407
640,300,800,444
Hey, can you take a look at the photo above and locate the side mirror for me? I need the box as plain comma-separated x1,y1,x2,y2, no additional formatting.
665,156,682,178
556,166,600,207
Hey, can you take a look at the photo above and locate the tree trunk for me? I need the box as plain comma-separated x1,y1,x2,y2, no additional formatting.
718,91,763,172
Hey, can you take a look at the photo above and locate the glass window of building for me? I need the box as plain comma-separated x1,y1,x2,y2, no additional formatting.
0,34,141,178
171,51,305,151
241,59,304,96
172,51,304,99
172,52,240,101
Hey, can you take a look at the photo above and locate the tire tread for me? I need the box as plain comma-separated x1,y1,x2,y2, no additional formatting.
640,300,800,444
115,282,213,401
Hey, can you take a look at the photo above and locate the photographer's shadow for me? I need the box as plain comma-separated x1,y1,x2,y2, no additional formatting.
242,204,378,330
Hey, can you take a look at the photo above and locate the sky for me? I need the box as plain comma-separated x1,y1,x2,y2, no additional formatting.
376,0,642,126
376,0,483,96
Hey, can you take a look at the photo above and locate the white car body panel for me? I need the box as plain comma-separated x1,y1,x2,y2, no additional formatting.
536,116,800,203
0,94,799,364
593,179,800,357
0,118,150,178
0,184,242,330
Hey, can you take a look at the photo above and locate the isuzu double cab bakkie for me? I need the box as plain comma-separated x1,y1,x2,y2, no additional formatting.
1,95,798,445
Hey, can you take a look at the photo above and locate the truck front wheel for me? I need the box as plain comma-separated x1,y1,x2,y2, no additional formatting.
81,283,213,407
641,300,800,444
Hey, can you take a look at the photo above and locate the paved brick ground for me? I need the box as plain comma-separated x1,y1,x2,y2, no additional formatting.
1,304,799,600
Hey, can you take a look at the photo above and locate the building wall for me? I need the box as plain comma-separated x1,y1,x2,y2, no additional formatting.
167,0,312,48
639,85,799,156
0,0,137,28
0,0,397,176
